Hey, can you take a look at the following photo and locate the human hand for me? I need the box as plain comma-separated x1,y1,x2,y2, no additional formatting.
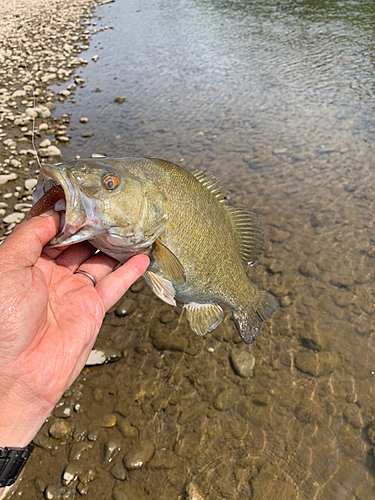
0,211,149,448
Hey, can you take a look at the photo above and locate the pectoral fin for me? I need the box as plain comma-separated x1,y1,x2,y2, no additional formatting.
143,270,177,306
184,302,224,336
153,240,186,283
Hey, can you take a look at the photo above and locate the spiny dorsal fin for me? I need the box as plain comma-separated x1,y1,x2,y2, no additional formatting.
192,170,228,203
226,206,264,266
152,239,186,283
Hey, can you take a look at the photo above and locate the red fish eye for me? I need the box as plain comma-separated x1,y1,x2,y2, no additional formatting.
102,174,119,190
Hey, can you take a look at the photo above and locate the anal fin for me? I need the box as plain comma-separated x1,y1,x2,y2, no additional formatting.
184,302,224,336
143,270,176,306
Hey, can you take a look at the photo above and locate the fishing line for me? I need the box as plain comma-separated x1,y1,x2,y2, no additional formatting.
12,0,42,169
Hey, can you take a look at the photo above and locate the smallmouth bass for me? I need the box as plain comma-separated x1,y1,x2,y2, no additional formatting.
29,157,278,344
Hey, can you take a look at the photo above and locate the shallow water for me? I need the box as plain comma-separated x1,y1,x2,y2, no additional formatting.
28,0,375,498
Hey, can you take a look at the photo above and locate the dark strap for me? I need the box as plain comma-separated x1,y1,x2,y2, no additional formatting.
0,442,34,487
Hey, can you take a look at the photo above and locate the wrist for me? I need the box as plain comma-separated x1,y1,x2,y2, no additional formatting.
0,377,53,448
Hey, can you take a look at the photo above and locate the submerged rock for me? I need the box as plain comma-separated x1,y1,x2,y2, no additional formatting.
123,441,155,470
229,348,255,378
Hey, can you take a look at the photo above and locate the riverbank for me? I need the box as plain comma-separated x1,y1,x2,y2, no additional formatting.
0,0,99,241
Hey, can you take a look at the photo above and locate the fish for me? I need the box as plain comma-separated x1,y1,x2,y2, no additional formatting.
28,157,278,344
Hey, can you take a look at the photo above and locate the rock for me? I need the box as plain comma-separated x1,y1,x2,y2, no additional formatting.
85,347,122,366
3,212,25,224
0,173,18,185
40,138,51,148
35,105,51,118
114,96,126,103
102,438,121,464
39,123,49,131
334,290,356,307
279,295,291,307
229,348,255,378
115,297,137,317
343,404,363,429
12,89,26,98
54,404,72,418
69,441,93,461
111,463,127,480
123,441,155,470
92,55,99,62
49,419,72,439
62,463,83,486
150,327,188,352
368,420,375,445
82,132,94,138
117,419,139,438
213,388,239,411
25,178,38,191
299,262,320,279
25,108,37,118
150,450,181,470
131,279,144,292
91,153,105,158
9,159,21,168
44,484,75,500
294,351,337,377
101,413,117,427
47,145,62,156
294,398,322,424
56,135,70,143
87,430,99,441
80,117,90,124
159,309,175,324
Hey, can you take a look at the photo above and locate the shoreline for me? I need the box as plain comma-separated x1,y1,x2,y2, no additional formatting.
0,0,100,242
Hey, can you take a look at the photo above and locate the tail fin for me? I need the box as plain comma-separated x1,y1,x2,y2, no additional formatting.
233,286,279,345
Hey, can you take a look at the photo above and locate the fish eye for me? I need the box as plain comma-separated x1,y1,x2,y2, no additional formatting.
102,173,119,190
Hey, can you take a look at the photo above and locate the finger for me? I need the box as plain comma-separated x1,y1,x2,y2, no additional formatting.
0,211,60,270
73,252,119,287
95,254,150,312
55,242,97,272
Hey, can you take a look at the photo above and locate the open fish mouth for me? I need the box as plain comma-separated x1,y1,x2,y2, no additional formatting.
27,165,89,247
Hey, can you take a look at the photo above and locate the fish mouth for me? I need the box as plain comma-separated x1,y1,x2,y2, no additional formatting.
28,165,100,247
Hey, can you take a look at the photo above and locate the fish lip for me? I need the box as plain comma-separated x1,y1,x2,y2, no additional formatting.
32,164,97,248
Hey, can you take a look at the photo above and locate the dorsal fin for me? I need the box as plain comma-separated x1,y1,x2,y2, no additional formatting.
192,170,263,265
226,206,264,266
192,170,228,203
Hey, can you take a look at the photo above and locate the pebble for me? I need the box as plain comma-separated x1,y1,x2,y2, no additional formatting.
111,463,127,480
213,387,239,411
9,159,21,168
39,123,49,131
229,348,255,378
80,117,90,123
25,178,38,191
35,105,51,118
44,484,75,500
131,279,144,292
54,404,72,418
0,172,18,185
117,419,139,438
102,438,121,464
92,55,99,62
279,295,291,307
68,441,93,461
85,347,122,366
123,441,155,470
49,419,72,439
115,297,137,317
114,96,126,103
3,212,25,224
101,413,117,427
40,138,51,148
92,153,106,158
87,430,99,441
294,351,337,377
62,463,83,486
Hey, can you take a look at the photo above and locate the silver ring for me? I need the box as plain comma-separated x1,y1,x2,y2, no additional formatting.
75,269,98,286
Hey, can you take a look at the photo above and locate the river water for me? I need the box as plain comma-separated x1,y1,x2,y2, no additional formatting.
44,0,375,498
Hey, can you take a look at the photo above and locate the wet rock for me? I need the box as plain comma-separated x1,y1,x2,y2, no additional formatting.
85,347,122,365
343,404,363,429
111,463,127,480
35,105,51,118
49,419,72,439
87,430,99,441
123,441,155,470
62,463,83,486
102,438,121,464
135,342,153,354
177,403,207,425
115,297,137,317
368,420,375,445
130,279,144,292
92,55,99,62
68,441,93,461
159,309,175,324
117,419,139,438
44,484,75,500
294,398,322,424
337,424,364,458
80,117,90,123
3,212,25,224
279,295,291,307
229,348,255,378
79,468,95,485
101,413,117,427
151,327,188,352
54,403,72,418
40,138,51,148
298,262,320,279
334,289,356,307
76,483,88,495
185,482,205,500
213,387,239,411
294,351,337,377
114,96,126,103
0,173,18,185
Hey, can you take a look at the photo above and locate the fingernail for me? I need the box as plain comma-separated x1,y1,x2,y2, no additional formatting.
39,209,56,217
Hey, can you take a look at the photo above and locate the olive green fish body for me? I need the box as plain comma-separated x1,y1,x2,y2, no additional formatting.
30,157,278,344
